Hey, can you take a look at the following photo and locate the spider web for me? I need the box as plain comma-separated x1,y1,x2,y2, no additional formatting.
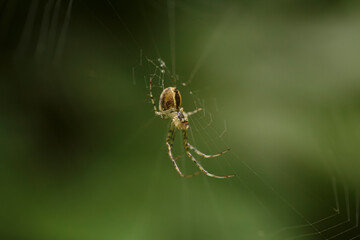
145,2,360,240
91,1,360,239
144,63,360,240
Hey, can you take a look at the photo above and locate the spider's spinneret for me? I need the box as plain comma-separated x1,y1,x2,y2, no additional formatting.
159,87,188,130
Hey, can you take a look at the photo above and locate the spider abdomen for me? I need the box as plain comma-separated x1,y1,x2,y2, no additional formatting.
159,87,182,111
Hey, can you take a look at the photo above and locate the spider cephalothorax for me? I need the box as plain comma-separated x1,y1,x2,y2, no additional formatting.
149,76,235,179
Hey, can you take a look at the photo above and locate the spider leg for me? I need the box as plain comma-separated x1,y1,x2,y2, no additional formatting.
187,107,203,116
166,123,201,178
149,75,163,117
182,129,235,179
188,143,230,158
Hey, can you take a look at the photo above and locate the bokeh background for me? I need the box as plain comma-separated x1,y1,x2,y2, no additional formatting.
2,0,360,239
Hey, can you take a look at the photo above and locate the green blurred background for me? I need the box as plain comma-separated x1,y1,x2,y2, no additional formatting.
2,0,360,239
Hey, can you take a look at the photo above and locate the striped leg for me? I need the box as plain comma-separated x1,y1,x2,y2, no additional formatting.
188,143,230,158
166,124,201,178
182,129,235,179
149,76,162,116
187,108,203,116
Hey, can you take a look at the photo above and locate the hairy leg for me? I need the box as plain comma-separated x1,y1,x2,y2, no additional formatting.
182,129,235,179
149,75,163,116
166,123,200,178
188,143,230,158
187,107,203,116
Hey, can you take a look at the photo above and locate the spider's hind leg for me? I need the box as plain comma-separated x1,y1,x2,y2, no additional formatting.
182,129,235,179
187,143,230,159
166,123,201,178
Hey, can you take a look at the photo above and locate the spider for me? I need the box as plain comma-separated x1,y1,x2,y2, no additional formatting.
149,76,236,179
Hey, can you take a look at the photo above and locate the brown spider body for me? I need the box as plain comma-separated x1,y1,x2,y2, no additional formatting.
159,87,188,130
149,75,235,179
159,87,181,111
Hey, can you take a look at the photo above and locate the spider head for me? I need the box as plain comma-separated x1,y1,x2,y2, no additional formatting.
173,110,189,130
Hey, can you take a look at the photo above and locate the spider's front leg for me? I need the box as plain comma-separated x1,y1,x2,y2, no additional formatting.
149,76,163,117
182,129,235,179
166,123,201,178
187,107,203,116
